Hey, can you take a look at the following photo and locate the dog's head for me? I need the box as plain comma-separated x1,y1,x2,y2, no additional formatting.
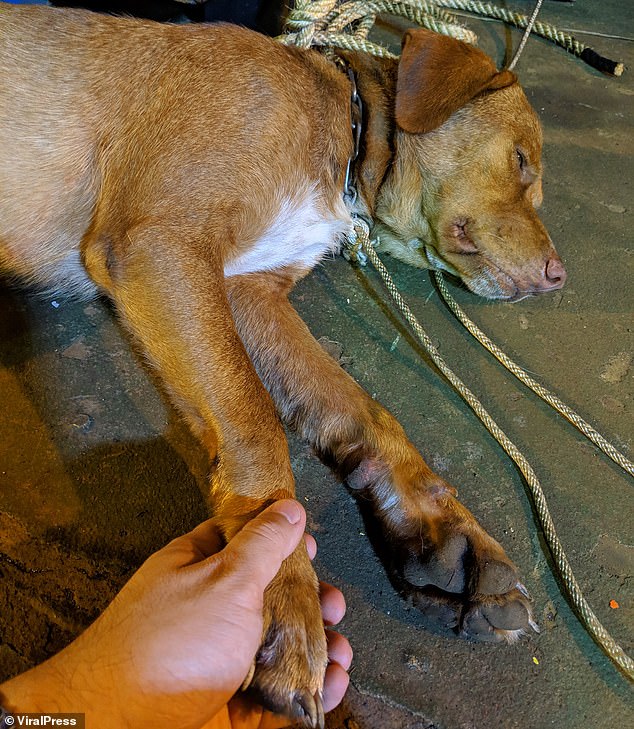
374,29,565,301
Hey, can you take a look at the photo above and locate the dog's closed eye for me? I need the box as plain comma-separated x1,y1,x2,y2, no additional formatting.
516,148,526,171
515,147,539,187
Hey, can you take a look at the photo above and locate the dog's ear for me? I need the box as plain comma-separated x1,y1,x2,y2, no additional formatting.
395,28,516,134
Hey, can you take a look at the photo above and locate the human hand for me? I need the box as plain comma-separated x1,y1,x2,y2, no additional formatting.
0,500,351,729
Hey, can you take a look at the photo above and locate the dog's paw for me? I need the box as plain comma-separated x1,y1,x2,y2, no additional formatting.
244,547,328,728
401,496,537,642
404,538,536,643
349,458,537,642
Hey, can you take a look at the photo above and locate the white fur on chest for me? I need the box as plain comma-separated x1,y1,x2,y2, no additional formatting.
224,188,353,278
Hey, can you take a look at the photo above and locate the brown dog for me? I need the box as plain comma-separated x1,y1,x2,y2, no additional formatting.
0,5,566,727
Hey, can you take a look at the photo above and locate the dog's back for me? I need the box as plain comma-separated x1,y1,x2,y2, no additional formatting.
0,5,350,297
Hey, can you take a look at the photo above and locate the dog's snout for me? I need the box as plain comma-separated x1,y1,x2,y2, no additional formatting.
544,255,567,288
516,254,567,297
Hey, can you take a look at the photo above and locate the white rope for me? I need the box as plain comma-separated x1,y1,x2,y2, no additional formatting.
348,219,634,680
432,272,634,476
507,0,544,70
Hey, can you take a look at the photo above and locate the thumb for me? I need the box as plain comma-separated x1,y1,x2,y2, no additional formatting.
219,499,306,592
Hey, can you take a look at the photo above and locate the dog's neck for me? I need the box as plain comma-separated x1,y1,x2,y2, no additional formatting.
336,51,398,218
335,52,439,271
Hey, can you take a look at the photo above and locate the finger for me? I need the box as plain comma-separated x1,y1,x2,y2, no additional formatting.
155,518,225,567
183,518,226,559
257,710,295,729
220,500,306,592
327,630,353,671
304,533,317,560
319,582,346,626
322,662,350,714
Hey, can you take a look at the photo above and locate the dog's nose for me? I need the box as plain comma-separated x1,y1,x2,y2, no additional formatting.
544,255,567,288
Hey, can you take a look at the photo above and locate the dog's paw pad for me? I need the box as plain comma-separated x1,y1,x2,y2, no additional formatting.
477,558,519,596
404,534,468,591
461,588,535,643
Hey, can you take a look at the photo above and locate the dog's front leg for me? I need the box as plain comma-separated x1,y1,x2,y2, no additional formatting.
227,270,533,643
88,227,327,727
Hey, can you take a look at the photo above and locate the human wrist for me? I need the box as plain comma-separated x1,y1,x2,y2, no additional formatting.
0,636,126,727
0,700,14,729
1,655,68,714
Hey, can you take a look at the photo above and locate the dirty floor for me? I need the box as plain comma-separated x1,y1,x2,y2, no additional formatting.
0,2,632,728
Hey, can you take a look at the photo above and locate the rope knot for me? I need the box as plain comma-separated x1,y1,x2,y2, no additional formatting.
342,216,375,265
284,0,341,49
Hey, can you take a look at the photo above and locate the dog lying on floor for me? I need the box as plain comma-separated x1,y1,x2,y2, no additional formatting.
0,5,566,727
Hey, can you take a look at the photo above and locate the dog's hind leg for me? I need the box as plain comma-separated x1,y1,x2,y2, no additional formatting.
227,270,534,644
86,225,328,728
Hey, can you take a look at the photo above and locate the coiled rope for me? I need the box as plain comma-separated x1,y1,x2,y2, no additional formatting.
278,0,632,679
278,0,624,75
281,0,478,52
173,0,623,75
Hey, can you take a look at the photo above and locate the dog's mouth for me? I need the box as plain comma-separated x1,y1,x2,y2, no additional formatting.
421,217,566,302
425,244,517,300
373,215,566,302
425,244,534,301
424,218,486,281
448,218,479,256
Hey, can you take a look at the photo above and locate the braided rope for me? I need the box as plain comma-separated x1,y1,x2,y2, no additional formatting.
323,0,467,33
281,0,623,75
349,220,633,680
433,272,634,477
507,0,544,71
175,0,624,74
281,0,477,50
440,0,583,51
435,0,624,74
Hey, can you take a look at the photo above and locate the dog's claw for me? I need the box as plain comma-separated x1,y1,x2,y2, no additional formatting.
517,581,531,599
314,691,325,729
240,660,256,692
293,690,324,729
529,617,541,634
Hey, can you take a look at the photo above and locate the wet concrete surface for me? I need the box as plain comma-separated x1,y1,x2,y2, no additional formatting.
0,2,632,727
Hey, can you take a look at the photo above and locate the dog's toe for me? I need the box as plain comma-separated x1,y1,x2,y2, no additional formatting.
403,533,468,592
293,689,325,729
476,557,519,596
246,548,328,727
461,589,535,643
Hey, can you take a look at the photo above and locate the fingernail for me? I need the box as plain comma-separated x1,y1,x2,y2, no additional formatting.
271,499,303,525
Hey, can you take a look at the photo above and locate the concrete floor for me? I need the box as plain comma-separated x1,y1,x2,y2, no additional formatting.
1,2,632,728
